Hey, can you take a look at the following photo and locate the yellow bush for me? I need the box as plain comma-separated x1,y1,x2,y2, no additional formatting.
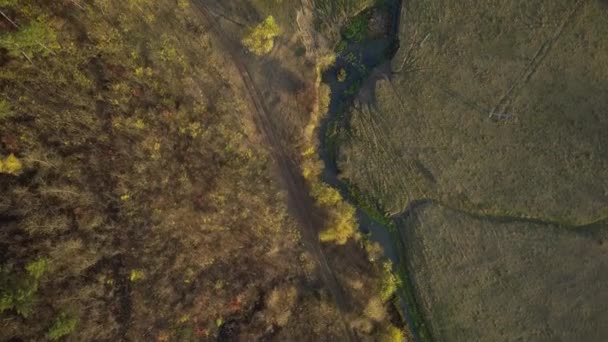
301,158,323,180
129,269,145,282
1,154,23,175
319,202,358,244
311,182,342,206
318,84,331,115
242,16,281,55
364,298,386,321
383,325,406,342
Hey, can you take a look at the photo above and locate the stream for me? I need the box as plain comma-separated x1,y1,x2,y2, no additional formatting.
315,0,428,340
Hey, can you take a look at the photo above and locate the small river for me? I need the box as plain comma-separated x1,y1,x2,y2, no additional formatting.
315,0,427,340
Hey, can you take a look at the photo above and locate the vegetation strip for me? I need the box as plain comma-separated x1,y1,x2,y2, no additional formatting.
304,0,433,340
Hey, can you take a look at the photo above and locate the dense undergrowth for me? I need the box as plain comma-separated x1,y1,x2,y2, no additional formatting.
0,0,341,340
0,0,419,340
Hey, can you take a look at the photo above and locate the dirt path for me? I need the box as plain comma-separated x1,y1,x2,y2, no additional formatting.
191,2,357,340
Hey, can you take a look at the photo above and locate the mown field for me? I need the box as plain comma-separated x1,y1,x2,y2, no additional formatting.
339,0,608,224
399,205,608,341
335,0,608,340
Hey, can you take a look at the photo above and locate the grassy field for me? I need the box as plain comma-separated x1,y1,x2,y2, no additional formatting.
399,205,608,341
334,0,608,340
339,0,608,224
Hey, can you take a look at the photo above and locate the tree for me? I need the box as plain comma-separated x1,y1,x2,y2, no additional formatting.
242,16,280,55
1,153,23,175
319,202,358,244
0,20,59,59
47,312,78,340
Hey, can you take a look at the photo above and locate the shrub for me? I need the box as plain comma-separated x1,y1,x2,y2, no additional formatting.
1,153,23,175
311,182,342,206
335,40,348,53
0,259,48,318
0,20,59,58
47,312,78,340
318,84,332,115
337,68,347,82
242,16,281,55
26,258,49,280
319,202,358,244
364,297,386,321
383,324,406,342
313,0,374,28
343,12,369,41
129,269,145,282
0,99,13,120
379,261,400,302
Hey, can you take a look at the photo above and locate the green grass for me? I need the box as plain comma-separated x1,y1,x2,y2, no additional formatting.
313,0,375,40
339,0,608,225
343,11,370,42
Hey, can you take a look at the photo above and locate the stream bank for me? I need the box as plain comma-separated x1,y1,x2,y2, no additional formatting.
315,0,432,340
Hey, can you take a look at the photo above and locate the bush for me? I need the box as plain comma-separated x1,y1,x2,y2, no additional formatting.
0,20,59,58
0,99,13,120
0,259,48,318
1,153,23,175
129,269,145,282
343,12,369,41
379,260,400,302
337,68,347,82
364,297,386,321
47,312,78,340
318,84,332,115
26,258,49,280
311,182,342,206
242,16,281,55
383,324,406,342
319,202,358,244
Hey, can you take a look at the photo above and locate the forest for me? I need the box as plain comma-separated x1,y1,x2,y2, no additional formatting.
0,0,405,341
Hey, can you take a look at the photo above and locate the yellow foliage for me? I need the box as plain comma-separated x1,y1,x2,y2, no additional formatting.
129,269,145,282
242,16,281,55
383,325,406,342
318,84,331,115
177,0,190,10
301,158,322,180
311,182,342,206
133,119,146,129
379,260,400,302
364,298,386,321
301,146,316,157
319,202,358,245
316,53,337,79
1,153,23,175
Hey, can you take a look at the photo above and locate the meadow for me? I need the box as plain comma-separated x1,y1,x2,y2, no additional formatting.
339,0,608,224
399,205,608,341
336,0,608,340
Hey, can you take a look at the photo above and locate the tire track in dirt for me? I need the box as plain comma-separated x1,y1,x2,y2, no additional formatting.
191,2,357,340
489,0,584,118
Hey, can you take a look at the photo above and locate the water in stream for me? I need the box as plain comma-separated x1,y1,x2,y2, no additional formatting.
315,0,427,340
